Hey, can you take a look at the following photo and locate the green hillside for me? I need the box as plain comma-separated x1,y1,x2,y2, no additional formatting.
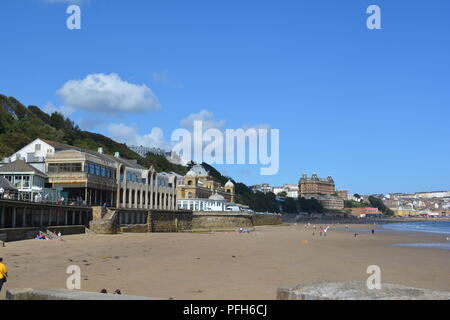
0,94,188,175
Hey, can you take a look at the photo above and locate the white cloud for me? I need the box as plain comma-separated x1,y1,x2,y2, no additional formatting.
107,123,171,150
57,73,161,114
180,109,226,130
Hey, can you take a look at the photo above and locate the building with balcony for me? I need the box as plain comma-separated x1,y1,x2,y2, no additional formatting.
45,146,178,210
0,159,47,201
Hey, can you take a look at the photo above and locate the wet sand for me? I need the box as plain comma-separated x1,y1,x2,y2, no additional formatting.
1,224,449,300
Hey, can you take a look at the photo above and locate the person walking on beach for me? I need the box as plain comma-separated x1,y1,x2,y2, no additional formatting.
0,257,8,293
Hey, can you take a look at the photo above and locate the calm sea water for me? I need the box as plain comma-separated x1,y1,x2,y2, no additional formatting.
382,221,450,251
382,221,450,235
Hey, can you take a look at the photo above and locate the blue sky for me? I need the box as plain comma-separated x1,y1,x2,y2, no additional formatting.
0,0,449,195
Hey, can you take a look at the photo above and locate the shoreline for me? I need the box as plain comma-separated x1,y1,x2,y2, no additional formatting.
1,223,449,300
282,215,450,226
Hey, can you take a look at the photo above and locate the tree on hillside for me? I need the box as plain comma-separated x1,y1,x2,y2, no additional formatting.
282,197,298,213
277,191,287,198
298,197,324,213
344,200,371,208
368,196,394,216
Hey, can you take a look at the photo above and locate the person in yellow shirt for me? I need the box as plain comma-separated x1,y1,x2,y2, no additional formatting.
0,257,8,292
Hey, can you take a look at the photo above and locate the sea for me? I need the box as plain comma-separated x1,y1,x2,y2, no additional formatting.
382,221,450,250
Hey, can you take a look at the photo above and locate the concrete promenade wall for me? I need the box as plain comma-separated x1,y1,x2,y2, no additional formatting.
150,210,193,232
6,288,163,300
0,226,86,242
90,207,193,234
277,281,450,300
252,214,283,226
89,206,282,234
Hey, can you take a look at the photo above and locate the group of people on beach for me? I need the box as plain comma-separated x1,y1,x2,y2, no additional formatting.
304,223,377,238
35,231,63,241
100,288,122,295
305,224,331,237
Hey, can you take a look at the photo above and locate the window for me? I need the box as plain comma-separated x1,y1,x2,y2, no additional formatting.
23,176,30,189
90,163,95,175
47,163,82,173
35,144,41,151
48,164,58,173
84,163,89,173
95,165,101,176
101,167,106,177
14,176,22,188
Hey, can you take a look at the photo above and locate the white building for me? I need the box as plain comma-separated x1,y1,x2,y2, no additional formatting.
273,184,299,198
1,138,60,172
0,159,48,202
178,193,228,212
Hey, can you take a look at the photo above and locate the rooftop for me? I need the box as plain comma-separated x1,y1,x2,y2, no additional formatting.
42,139,146,170
0,159,47,178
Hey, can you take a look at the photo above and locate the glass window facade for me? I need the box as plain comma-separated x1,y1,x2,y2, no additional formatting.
0,174,38,190
48,163,82,173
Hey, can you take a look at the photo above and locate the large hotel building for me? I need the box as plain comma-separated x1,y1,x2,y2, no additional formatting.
298,173,344,210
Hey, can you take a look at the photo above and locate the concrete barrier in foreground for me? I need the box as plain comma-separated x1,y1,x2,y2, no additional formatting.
6,288,165,300
277,281,450,300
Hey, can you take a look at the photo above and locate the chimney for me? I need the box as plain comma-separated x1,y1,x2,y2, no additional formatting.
98,147,104,154
114,152,120,158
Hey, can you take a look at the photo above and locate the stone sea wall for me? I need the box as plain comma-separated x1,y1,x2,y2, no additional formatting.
252,214,283,226
150,210,193,233
90,207,193,234
277,281,450,300
192,212,254,231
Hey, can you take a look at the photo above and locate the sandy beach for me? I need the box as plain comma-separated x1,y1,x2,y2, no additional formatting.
1,224,449,300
